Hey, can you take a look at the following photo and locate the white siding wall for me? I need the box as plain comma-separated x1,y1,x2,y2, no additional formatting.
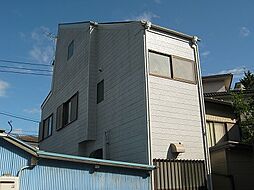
89,23,149,164
146,30,205,160
40,22,149,164
40,23,91,154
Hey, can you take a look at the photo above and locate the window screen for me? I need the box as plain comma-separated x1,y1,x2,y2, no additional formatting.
97,80,104,104
149,51,171,78
172,56,196,82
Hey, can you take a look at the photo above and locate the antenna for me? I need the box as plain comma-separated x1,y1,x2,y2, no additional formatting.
7,120,13,134
43,31,57,41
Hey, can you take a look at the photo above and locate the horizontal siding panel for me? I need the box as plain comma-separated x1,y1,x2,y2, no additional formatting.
147,31,204,160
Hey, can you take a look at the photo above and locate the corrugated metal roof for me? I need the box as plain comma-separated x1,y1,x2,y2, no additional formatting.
0,133,155,171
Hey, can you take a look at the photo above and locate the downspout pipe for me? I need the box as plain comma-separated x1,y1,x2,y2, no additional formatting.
17,157,37,178
191,36,213,190
17,166,34,178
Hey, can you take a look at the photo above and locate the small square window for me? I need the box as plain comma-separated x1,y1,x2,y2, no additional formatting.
67,40,74,60
97,80,104,104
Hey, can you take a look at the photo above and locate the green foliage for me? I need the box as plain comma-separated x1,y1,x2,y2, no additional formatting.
233,70,254,144
240,70,254,90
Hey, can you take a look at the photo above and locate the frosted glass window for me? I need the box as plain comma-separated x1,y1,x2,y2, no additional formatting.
172,56,196,82
149,52,171,78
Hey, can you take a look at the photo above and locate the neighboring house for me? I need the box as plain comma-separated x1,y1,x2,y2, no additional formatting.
39,21,207,165
0,131,153,190
202,73,241,147
202,73,254,190
14,134,38,148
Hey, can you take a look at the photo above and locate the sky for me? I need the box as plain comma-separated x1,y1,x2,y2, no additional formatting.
0,0,253,136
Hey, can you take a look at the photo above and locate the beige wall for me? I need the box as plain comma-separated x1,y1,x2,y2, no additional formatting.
203,80,226,93
146,30,205,160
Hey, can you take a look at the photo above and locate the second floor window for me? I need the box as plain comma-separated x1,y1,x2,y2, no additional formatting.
67,40,74,60
148,51,196,83
56,92,78,130
43,114,53,139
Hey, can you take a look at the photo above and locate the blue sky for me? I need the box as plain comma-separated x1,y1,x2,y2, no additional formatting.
0,0,253,135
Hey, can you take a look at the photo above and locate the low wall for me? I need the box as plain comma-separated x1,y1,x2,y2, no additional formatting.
210,141,254,190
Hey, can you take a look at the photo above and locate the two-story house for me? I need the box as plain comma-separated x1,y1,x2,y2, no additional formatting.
39,21,208,165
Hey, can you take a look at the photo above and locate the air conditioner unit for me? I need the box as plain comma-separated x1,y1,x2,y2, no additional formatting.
0,176,19,190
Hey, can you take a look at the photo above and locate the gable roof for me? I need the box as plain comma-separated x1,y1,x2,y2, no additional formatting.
0,132,154,171
202,73,233,92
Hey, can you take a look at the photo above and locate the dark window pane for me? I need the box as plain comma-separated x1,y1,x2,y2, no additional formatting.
56,104,63,130
70,93,78,122
67,40,74,60
63,101,70,126
43,119,49,139
149,51,171,77
97,80,104,104
39,122,43,141
48,115,53,136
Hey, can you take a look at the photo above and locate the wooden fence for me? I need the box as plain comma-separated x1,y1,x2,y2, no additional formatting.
153,159,207,190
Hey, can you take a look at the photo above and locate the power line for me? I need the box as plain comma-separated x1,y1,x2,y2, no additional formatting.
0,59,52,67
0,70,52,76
0,112,40,123
0,65,52,72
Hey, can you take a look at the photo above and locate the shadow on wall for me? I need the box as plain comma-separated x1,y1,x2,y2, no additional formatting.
167,146,178,159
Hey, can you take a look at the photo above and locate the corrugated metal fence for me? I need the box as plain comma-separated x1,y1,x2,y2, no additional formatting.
153,159,207,190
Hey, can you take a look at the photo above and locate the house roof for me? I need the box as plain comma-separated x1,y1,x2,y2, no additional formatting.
204,97,233,106
202,73,233,92
204,89,254,98
58,20,196,41
202,73,233,80
0,132,155,171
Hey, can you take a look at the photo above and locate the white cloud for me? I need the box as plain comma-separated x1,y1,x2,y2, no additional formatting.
0,80,9,97
240,27,250,37
29,45,54,64
216,67,245,76
29,26,55,64
132,11,160,22
201,50,210,57
23,108,40,114
213,67,246,82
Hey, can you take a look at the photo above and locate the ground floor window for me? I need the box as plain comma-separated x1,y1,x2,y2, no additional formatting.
206,121,228,147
